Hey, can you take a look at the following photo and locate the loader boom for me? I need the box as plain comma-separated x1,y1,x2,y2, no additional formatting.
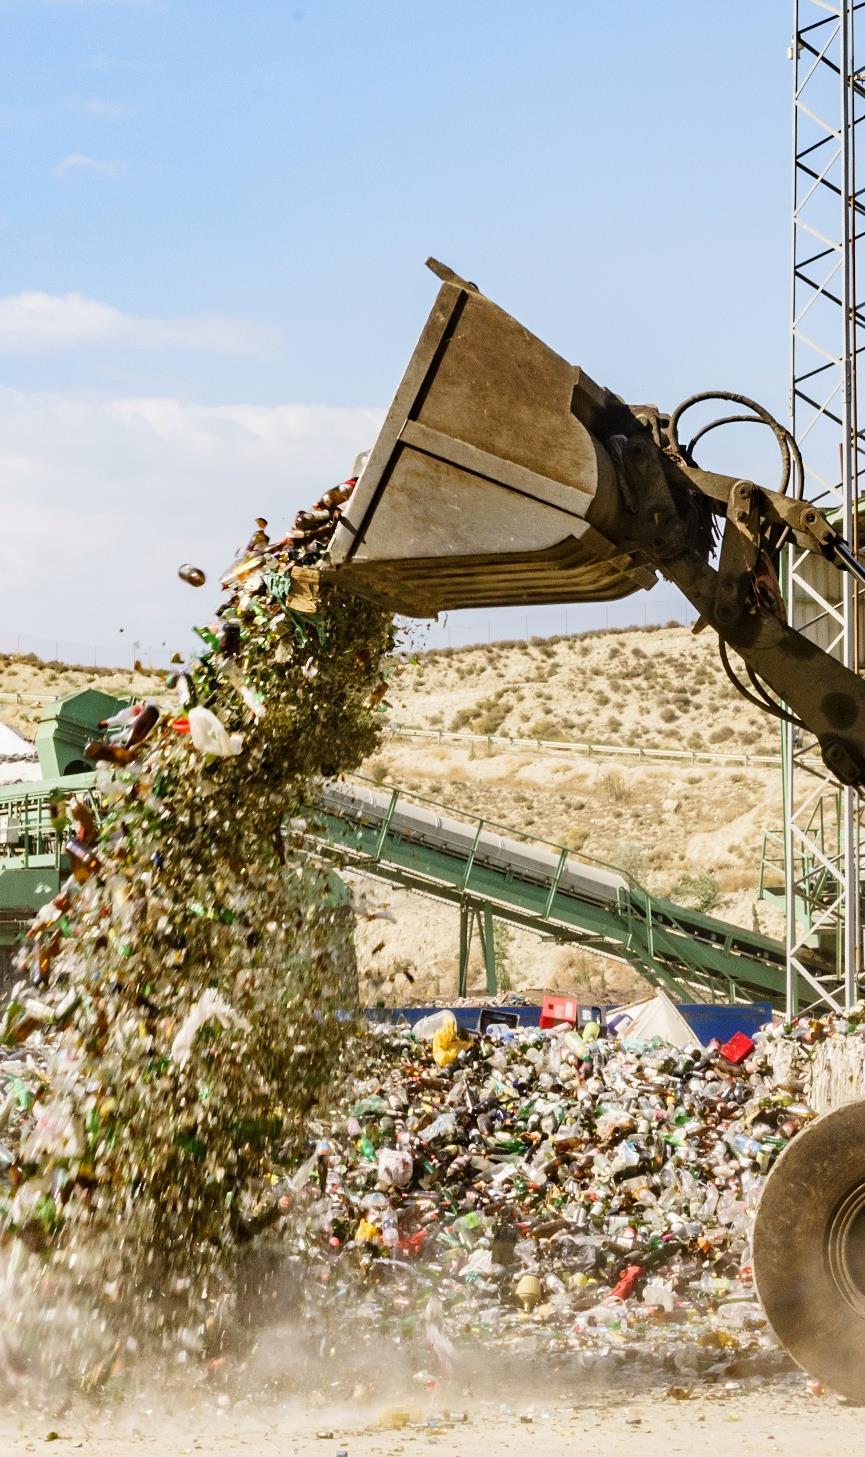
328,263,865,787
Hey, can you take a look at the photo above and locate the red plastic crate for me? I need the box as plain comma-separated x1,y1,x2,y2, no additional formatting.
719,1030,755,1065
539,994,579,1029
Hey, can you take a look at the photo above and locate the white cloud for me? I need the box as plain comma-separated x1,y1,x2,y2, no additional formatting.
53,152,125,179
78,98,130,120
0,388,383,650
0,291,279,356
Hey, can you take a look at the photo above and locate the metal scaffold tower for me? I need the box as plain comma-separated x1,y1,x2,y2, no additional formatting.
786,0,865,1012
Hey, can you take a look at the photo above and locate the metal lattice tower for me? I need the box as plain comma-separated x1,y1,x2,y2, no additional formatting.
785,0,865,1013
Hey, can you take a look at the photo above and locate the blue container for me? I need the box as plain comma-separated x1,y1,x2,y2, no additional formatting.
366,1002,773,1045
678,1002,772,1046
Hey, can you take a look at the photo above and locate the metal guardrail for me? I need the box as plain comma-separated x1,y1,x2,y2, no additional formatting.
0,691,48,707
384,722,823,771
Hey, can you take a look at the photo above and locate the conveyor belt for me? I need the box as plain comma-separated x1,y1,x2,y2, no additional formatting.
306,779,812,1007
0,771,822,1007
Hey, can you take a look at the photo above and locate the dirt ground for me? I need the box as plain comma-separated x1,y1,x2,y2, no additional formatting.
0,1378,849,1456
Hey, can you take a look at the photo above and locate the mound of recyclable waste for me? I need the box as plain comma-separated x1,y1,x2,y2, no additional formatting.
0,483,393,1383
288,1012,844,1382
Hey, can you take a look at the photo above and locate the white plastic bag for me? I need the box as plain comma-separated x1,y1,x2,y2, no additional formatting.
171,989,251,1066
187,706,244,759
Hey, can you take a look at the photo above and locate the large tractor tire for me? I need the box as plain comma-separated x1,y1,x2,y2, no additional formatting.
753,1099,865,1400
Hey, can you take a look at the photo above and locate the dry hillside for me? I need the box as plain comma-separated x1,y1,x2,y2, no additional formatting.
0,655,165,740
386,625,778,753
0,628,790,1007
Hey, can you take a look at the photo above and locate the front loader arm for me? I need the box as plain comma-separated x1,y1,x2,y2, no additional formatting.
612,425,865,786
328,263,865,788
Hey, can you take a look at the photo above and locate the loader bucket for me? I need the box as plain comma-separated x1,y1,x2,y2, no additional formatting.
327,263,656,616
753,1099,865,1401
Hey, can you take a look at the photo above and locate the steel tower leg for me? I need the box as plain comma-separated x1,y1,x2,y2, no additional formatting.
785,0,864,1014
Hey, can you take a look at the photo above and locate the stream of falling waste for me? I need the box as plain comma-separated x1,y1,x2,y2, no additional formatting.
0,485,394,1389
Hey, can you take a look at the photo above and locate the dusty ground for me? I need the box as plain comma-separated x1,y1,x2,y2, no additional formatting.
0,1379,848,1456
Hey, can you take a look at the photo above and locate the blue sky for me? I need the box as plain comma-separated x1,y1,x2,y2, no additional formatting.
0,1,793,662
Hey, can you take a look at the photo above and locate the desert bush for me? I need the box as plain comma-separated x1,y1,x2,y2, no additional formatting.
708,724,734,744
715,865,757,893
530,716,566,740
473,710,508,735
601,838,648,882
367,758,388,785
596,770,631,804
660,706,678,723
564,824,589,851
669,869,720,913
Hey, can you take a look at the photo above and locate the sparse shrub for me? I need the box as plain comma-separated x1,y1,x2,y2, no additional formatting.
660,707,678,723
596,770,631,804
669,869,721,913
601,839,648,882
367,758,388,785
595,691,611,707
716,865,757,893
565,824,589,851
472,710,507,735
530,716,565,740
709,725,734,744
